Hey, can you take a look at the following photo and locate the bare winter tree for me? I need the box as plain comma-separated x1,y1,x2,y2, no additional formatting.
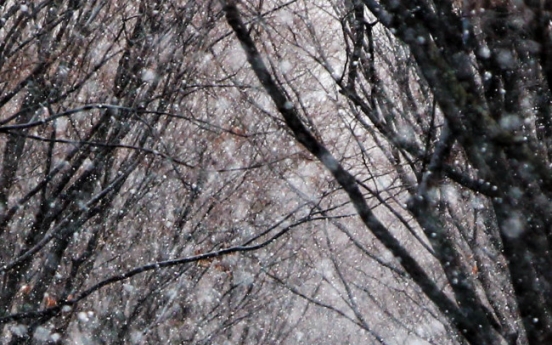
0,0,315,344
219,1,552,344
3,0,552,344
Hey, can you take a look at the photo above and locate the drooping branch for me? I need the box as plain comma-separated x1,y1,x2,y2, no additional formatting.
0,213,310,325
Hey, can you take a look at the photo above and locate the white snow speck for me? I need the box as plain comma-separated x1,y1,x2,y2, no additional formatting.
478,46,491,59
217,98,231,112
130,331,143,343
397,122,415,143
471,196,485,210
82,158,94,171
141,68,157,83
296,331,304,341
501,211,525,238
280,60,292,74
279,10,294,25
33,327,50,342
283,101,293,109
10,324,27,337
442,184,460,207
500,114,522,131
58,65,70,77
77,312,90,322
123,283,136,293
56,117,68,133
496,49,515,69
427,187,440,204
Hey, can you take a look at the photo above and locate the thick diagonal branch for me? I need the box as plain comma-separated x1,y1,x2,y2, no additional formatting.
222,2,496,344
